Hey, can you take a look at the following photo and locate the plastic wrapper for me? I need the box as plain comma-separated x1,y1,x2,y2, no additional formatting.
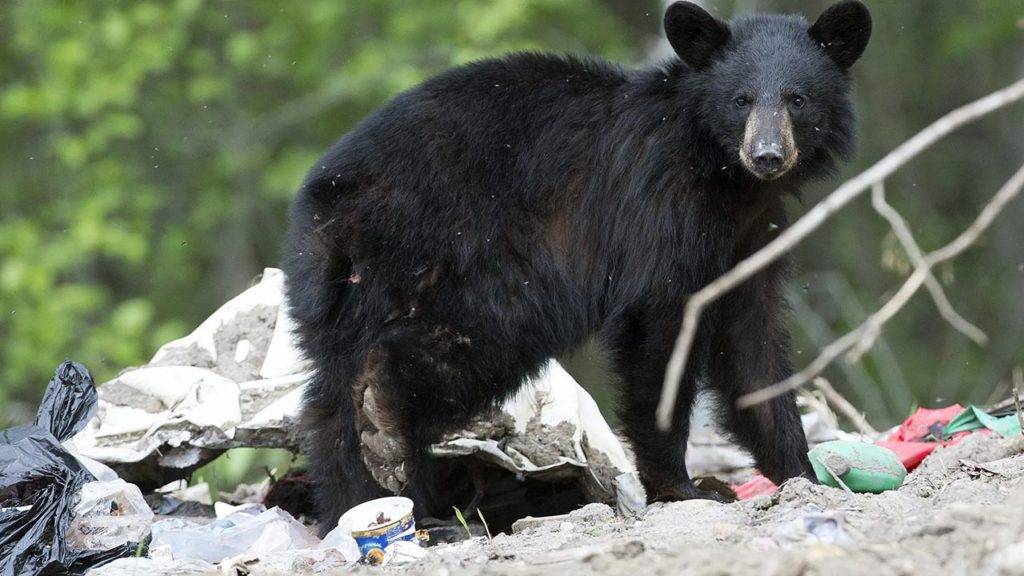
150,503,322,564
0,361,141,576
67,479,154,552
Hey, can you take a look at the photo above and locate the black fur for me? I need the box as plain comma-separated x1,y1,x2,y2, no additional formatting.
284,1,870,533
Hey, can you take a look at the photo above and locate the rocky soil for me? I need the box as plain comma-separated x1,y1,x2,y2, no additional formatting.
94,433,1024,576
369,433,1024,576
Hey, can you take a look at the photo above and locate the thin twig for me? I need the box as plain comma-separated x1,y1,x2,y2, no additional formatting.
869,181,988,347
737,162,1024,408
812,377,878,436
798,388,838,429
1013,367,1024,438
656,77,1024,430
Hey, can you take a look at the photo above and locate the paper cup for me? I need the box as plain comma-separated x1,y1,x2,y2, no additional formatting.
339,496,417,556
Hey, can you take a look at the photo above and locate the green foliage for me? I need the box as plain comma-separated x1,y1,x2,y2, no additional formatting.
452,506,472,539
0,0,1021,435
191,448,297,498
478,508,493,541
0,0,643,405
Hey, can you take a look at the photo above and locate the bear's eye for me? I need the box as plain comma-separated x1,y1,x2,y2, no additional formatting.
791,95,806,109
733,96,750,108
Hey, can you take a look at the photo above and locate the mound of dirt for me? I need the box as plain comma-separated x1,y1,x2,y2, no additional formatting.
369,434,1024,576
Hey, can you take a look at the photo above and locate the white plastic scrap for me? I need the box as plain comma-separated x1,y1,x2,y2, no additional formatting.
772,511,854,545
431,359,639,504
382,539,430,565
149,503,345,565
72,269,310,471
67,479,154,552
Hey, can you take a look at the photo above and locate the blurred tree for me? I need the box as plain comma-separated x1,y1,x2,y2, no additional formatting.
0,0,1021,434
0,0,647,417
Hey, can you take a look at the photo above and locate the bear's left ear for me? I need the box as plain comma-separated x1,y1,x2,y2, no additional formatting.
664,1,731,70
809,1,872,69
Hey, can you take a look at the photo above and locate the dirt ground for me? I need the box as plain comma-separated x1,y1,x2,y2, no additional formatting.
94,433,1024,576
358,433,1024,576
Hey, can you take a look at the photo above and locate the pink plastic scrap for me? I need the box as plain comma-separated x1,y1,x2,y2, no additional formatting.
885,405,964,442
732,474,778,500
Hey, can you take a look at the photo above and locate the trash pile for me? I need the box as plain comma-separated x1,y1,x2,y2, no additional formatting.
1,362,142,576
3,270,649,574
731,401,1024,499
6,269,1024,575
69,269,643,506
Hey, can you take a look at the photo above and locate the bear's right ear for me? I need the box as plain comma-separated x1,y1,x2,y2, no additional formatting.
664,1,731,70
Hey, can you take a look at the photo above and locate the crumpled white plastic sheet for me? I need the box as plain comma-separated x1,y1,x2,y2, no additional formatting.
71,268,644,507
432,358,640,505
69,270,307,485
89,503,366,575
148,503,358,566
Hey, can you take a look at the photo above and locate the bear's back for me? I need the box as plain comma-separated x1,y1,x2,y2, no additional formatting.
300,53,632,231
335,52,629,175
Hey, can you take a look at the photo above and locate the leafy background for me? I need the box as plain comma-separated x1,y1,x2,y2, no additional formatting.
1,0,1022,484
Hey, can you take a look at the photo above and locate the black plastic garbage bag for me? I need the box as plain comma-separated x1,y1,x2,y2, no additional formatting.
0,361,136,576
34,361,98,443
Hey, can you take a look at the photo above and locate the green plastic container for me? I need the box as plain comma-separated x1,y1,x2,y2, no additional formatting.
809,440,906,493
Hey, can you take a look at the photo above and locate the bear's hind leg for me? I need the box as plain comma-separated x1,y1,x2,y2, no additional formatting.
354,321,537,518
302,358,387,537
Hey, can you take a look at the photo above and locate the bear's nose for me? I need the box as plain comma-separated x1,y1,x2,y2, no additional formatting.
753,143,784,175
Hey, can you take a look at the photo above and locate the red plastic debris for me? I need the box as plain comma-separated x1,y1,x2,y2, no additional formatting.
732,474,778,500
732,404,994,498
874,440,936,471
886,404,964,442
875,404,982,472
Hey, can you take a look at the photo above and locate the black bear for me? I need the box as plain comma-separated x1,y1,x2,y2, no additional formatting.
284,1,871,533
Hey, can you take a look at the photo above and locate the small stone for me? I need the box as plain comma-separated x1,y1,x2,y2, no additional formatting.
610,540,644,559
568,503,615,524
752,495,776,510
713,523,740,540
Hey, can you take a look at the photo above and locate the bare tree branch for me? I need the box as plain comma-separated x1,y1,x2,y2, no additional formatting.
869,181,988,347
812,377,878,436
656,77,1024,431
737,162,1024,408
1012,367,1024,438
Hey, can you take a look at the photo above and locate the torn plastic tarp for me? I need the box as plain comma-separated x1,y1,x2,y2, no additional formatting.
735,403,1023,499
69,269,308,489
873,404,1008,473
0,362,139,576
868,404,965,472
732,475,778,500
72,268,645,509
944,405,1022,438
430,359,639,505
887,405,965,442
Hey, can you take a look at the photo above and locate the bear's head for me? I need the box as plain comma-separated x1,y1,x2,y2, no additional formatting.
665,1,871,182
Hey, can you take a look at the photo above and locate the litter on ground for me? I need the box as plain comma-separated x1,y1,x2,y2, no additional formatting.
5,271,1024,575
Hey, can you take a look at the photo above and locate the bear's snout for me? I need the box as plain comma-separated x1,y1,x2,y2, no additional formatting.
740,107,799,180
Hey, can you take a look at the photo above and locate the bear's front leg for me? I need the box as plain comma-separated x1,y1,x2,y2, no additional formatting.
606,302,723,503
706,272,815,485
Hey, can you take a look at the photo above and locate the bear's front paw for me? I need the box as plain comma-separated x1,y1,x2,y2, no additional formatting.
649,481,730,504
